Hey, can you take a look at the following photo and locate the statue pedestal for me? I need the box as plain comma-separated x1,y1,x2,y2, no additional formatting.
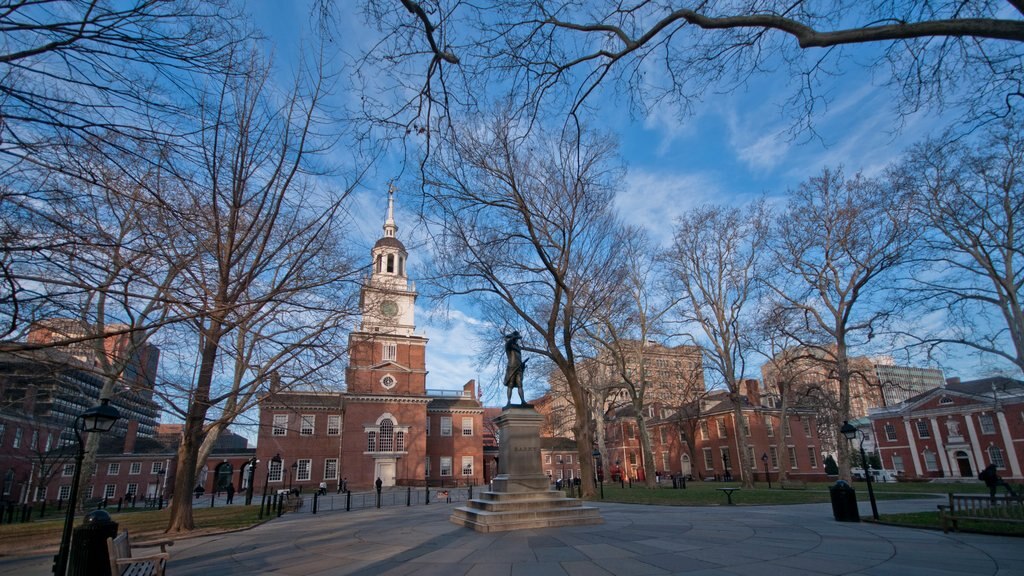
450,405,602,533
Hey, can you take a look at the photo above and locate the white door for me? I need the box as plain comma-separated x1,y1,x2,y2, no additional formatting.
376,461,396,487
680,454,692,478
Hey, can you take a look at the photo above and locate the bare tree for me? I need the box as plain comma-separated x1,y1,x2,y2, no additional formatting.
665,202,768,488
584,227,680,488
158,47,359,533
900,120,1024,374
0,0,245,172
422,113,627,497
354,1,1024,144
766,167,915,479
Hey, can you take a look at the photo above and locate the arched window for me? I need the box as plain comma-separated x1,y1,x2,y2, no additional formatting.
988,445,1006,468
379,419,394,452
376,254,383,273
365,414,409,454
399,256,405,276
387,254,394,273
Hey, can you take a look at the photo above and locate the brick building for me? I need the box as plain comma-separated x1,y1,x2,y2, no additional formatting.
0,326,161,505
254,191,483,492
868,377,1023,481
605,381,827,483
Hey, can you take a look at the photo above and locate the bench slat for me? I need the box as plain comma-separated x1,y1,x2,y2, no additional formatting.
940,493,1024,533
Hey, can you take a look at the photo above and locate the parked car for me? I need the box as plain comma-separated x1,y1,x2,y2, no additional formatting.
851,467,898,483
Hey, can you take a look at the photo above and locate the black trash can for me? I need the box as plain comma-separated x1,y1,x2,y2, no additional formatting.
68,510,118,576
829,480,860,522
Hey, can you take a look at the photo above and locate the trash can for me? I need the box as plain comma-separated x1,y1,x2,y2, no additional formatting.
829,480,860,522
68,510,118,576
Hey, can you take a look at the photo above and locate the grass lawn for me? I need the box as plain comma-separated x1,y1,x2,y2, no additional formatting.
879,510,1024,536
587,480,988,506
0,505,265,557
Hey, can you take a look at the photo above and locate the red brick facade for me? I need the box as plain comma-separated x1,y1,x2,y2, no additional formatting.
869,377,1023,480
254,192,483,492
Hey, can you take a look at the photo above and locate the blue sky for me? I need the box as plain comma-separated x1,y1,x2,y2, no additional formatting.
247,3,1011,404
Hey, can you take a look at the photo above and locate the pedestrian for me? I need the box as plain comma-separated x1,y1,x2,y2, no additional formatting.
979,464,1018,501
226,483,235,504
319,481,327,496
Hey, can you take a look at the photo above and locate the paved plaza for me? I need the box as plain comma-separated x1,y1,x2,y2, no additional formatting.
1,496,1021,575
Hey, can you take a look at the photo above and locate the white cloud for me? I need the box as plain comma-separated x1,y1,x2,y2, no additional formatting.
419,305,488,392
617,168,723,246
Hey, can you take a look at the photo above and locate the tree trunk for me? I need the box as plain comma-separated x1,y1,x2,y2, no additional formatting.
730,399,755,488
166,330,221,533
564,368,595,498
633,407,658,488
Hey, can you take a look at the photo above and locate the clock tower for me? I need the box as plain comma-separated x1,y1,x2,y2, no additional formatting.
347,187,427,396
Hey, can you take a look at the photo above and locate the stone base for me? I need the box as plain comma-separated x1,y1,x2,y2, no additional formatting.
450,490,603,533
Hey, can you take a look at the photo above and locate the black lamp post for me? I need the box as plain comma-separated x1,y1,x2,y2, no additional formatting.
156,468,166,509
245,457,257,505
289,462,297,491
762,452,771,489
261,454,280,518
841,420,879,520
592,449,603,500
53,399,121,576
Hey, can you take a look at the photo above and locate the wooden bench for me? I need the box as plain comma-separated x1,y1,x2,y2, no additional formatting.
781,480,807,490
938,493,1024,533
107,530,172,576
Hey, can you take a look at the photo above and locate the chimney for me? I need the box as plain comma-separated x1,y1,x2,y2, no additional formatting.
463,379,476,397
744,379,761,406
946,377,961,386
123,420,139,454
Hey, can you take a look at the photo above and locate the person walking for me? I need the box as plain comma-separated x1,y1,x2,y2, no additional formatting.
979,464,1018,502
226,483,235,504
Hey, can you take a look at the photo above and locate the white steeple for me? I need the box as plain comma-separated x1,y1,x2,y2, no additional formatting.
383,182,398,239
362,183,416,336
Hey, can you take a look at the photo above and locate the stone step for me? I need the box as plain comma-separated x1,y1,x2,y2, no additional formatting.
450,504,603,533
475,490,566,502
464,497,585,513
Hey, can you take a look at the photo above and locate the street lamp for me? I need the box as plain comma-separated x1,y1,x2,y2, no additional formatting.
762,452,771,489
261,454,280,518
289,462,297,491
245,457,257,505
53,399,121,576
592,449,603,500
841,420,879,520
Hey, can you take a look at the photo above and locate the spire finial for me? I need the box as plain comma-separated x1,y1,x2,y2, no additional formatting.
384,182,398,237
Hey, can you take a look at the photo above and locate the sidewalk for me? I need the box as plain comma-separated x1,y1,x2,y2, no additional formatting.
2,496,1021,575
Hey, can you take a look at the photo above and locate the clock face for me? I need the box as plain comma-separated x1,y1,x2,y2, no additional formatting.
380,300,399,318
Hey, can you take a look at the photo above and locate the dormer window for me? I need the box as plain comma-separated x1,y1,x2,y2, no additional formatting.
939,396,953,405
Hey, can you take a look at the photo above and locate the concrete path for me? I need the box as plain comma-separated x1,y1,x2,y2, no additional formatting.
2,497,1021,575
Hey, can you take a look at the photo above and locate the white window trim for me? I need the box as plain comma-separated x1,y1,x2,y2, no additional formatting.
273,414,288,436
300,415,315,436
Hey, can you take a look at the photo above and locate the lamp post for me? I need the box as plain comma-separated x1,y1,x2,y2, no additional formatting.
557,455,564,492
762,452,771,489
592,449,603,500
261,454,280,518
289,462,297,491
245,457,257,505
841,420,879,520
53,399,121,576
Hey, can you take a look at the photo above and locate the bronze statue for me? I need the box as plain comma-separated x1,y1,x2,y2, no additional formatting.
503,330,528,406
